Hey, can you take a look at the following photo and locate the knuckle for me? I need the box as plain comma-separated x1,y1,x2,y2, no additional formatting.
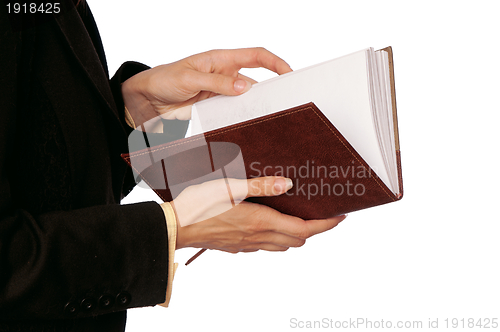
200,49,218,60
225,234,245,248
296,229,310,240
253,47,269,65
248,178,266,196
176,67,193,82
244,208,273,233
294,238,306,247
175,71,198,93
295,221,312,239
247,218,267,233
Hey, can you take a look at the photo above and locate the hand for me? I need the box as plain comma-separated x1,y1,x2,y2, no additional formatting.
171,176,346,253
121,48,292,127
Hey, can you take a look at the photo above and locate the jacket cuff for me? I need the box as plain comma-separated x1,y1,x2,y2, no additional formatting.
109,61,150,135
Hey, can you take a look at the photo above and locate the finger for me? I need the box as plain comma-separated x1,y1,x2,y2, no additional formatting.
159,104,192,120
254,243,289,252
219,48,293,75
245,231,306,248
248,176,294,197
227,176,294,200
230,244,290,253
266,214,347,240
184,48,291,96
241,249,259,253
302,215,347,237
237,73,258,84
185,70,252,96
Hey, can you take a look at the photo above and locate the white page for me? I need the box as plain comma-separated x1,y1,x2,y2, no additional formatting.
190,49,391,190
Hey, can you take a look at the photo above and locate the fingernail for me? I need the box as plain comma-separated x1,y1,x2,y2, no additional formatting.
274,177,293,193
234,79,249,93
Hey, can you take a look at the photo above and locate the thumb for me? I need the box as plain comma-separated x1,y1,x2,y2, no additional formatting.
190,71,252,96
228,176,293,200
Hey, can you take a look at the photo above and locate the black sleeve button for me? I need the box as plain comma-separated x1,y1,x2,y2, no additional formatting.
116,292,132,306
80,298,96,313
64,301,79,316
99,294,115,309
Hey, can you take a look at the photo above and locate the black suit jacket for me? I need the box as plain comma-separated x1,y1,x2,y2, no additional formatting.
0,1,188,331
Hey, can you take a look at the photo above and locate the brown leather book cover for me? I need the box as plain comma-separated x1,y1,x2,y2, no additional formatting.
122,49,403,220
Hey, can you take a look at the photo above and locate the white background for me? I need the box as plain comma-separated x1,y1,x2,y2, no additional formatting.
89,1,499,331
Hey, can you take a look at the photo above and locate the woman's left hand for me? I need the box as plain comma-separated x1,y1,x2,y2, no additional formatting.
121,47,292,127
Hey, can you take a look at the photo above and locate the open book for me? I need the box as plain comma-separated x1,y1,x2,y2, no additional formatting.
122,47,403,220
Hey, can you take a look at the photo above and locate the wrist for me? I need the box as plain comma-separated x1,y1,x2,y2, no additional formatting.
169,201,188,249
121,70,154,127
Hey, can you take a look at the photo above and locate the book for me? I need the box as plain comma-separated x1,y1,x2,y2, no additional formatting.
122,47,403,221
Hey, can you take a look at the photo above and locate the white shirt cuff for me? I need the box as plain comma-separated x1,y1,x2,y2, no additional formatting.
158,201,178,307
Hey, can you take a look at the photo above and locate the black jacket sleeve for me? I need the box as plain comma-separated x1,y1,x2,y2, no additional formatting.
0,4,171,322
